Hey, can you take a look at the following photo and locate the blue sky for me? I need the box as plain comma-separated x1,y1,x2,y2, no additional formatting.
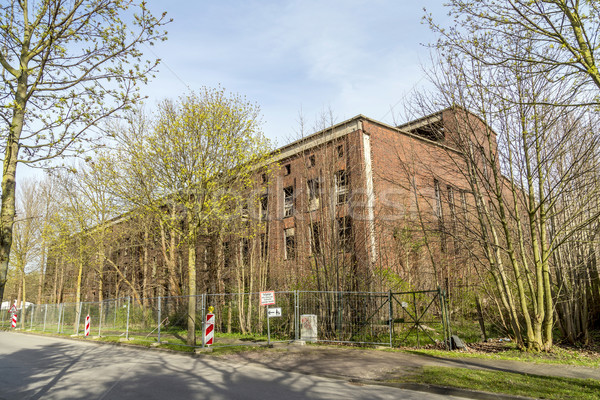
140,0,447,146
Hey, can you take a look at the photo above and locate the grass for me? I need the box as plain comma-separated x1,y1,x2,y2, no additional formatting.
392,366,600,399
398,345,600,368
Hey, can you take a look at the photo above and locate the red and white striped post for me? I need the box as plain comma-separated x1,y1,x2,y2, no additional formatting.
204,312,215,346
11,313,17,328
85,315,90,337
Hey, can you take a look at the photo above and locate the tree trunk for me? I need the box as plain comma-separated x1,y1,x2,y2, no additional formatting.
186,209,197,346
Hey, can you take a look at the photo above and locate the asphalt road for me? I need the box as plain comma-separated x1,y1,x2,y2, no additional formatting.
0,332,470,400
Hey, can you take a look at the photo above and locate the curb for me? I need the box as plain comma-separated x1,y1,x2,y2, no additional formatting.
352,380,535,400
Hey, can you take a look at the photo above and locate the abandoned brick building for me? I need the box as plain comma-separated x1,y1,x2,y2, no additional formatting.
250,106,493,292
44,107,494,303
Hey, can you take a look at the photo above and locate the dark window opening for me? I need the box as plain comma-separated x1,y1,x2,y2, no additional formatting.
284,164,291,175
310,223,321,255
307,155,316,168
284,228,295,260
412,121,445,142
337,216,352,252
307,178,320,211
260,233,268,259
284,186,294,217
337,144,344,158
260,194,268,221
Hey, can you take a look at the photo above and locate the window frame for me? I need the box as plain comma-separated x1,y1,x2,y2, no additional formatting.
335,170,349,204
283,186,294,217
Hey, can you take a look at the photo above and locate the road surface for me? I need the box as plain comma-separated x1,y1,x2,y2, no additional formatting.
0,332,468,399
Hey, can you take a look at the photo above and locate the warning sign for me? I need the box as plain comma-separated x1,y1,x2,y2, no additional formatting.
267,307,282,318
260,291,275,306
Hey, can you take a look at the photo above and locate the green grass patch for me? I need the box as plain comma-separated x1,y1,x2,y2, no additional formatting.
398,346,600,368
393,366,600,399
208,345,275,356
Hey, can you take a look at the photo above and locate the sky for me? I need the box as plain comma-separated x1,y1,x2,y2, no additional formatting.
15,0,449,180
138,0,448,147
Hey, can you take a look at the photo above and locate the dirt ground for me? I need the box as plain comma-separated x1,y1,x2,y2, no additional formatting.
208,342,600,382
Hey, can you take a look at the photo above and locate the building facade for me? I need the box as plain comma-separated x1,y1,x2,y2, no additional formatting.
252,107,494,291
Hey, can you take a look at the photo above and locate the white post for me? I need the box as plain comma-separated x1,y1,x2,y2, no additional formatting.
43,304,48,332
266,306,271,346
29,305,34,330
76,302,83,336
125,296,131,340
98,301,103,337
157,296,162,344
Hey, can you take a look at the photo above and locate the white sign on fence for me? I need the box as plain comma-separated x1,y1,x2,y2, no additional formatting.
260,291,276,306
267,307,282,318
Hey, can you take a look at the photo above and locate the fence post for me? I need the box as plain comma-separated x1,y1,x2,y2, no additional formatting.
337,291,343,341
438,287,448,350
157,296,162,344
443,289,452,348
29,305,34,330
201,294,206,349
57,303,62,333
294,290,299,341
76,302,83,336
43,304,48,332
388,291,393,348
125,296,131,340
98,301,103,337
413,291,419,348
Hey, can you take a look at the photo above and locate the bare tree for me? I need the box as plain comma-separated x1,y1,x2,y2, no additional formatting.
0,0,169,306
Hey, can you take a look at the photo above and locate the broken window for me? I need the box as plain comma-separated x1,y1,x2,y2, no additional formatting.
260,194,268,221
310,223,321,255
307,178,320,211
434,179,443,219
284,228,295,260
337,216,352,252
260,233,268,259
283,186,294,217
447,185,456,231
335,170,349,204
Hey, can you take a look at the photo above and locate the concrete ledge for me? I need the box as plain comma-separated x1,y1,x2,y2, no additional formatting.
195,347,213,353
363,381,534,400
118,337,134,342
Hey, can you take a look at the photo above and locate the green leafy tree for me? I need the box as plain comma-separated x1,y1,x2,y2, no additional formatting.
108,88,272,345
0,0,169,306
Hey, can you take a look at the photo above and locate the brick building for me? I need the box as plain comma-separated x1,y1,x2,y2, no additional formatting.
254,107,494,291
43,106,493,303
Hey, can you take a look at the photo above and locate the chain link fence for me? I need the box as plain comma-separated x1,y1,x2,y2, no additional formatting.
2,289,451,349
